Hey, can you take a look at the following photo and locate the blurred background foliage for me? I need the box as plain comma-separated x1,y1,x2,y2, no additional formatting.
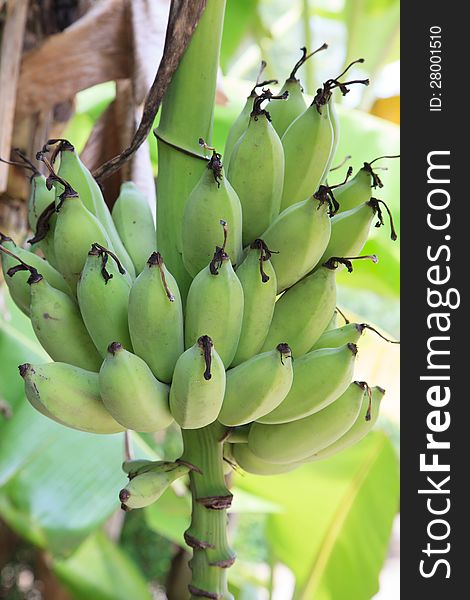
0,0,399,598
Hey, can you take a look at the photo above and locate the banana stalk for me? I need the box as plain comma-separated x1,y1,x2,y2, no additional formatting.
155,0,227,299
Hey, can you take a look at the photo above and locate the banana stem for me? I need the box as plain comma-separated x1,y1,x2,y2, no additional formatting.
181,422,235,600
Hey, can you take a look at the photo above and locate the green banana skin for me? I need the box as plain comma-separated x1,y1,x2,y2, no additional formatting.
57,144,136,277
0,235,71,316
223,95,254,167
28,174,55,231
119,463,189,510
111,182,156,274
169,336,226,429
28,274,102,371
53,191,113,292
185,250,244,368
269,79,307,138
19,362,124,434
128,252,184,384
306,385,385,462
77,246,132,357
230,443,300,476
280,100,334,211
261,264,336,357
324,310,339,332
248,380,364,464
322,94,340,182
257,343,357,424
227,110,284,246
182,155,243,277
122,459,171,479
334,168,371,213
218,344,293,427
231,240,277,366
99,343,173,433
310,322,365,351
261,196,331,293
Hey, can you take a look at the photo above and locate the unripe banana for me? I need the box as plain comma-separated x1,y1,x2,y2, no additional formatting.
219,344,293,427
169,335,226,429
257,343,357,424
227,90,287,245
248,380,364,464
182,151,243,277
53,184,113,292
231,239,277,366
128,252,184,383
122,459,161,478
311,323,365,351
19,362,124,434
119,462,189,510
230,443,300,476
53,140,136,277
261,195,331,293
317,198,397,270
99,343,173,432
27,272,102,370
269,44,328,138
307,385,385,461
334,155,400,213
111,182,156,274
27,174,55,231
185,233,244,368
261,262,337,357
324,310,339,332
77,244,132,356
0,234,71,315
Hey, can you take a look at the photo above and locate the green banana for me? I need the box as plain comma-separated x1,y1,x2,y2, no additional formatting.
218,344,293,427
269,44,328,138
119,462,189,510
27,174,56,231
231,239,277,366
248,380,364,464
223,61,278,165
111,181,156,274
26,271,102,370
324,310,339,332
19,362,124,434
257,343,357,424
334,155,400,213
122,459,161,478
77,244,132,356
317,198,397,269
307,385,385,461
261,194,331,293
230,443,300,476
311,323,365,351
182,149,243,277
227,90,287,245
185,229,244,367
169,335,226,429
128,252,184,383
99,342,173,432
281,63,369,210
51,139,136,277
0,234,71,315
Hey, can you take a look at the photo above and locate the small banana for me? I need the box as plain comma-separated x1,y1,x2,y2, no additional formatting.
257,343,357,424
218,344,293,427
119,462,189,510
27,174,56,231
99,342,173,432
185,226,244,367
248,380,364,464
111,182,156,274
227,90,287,245
0,234,71,316
169,336,226,429
311,323,365,351
128,252,184,384
261,194,331,293
230,443,300,476
269,44,328,138
231,239,277,366
122,459,162,478
19,362,124,434
307,385,385,461
182,149,243,277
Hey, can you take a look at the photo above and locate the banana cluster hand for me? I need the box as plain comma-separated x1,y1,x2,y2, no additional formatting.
0,43,398,499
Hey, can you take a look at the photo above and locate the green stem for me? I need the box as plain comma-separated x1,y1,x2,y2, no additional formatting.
156,0,227,300
181,423,235,600
302,0,314,94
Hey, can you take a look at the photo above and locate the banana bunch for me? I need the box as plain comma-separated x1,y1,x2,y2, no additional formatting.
0,45,398,513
